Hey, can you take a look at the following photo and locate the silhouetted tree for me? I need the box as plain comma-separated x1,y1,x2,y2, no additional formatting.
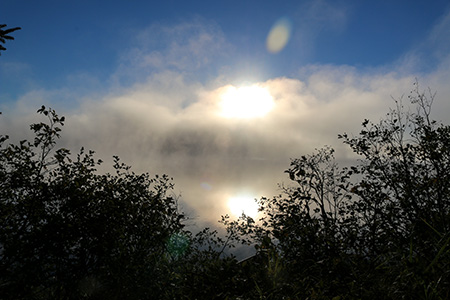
338,82,450,298
0,24,21,55
0,106,185,299
230,83,450,299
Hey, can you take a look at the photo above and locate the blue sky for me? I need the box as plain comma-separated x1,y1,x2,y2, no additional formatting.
2,0,450,227
2,0,449,96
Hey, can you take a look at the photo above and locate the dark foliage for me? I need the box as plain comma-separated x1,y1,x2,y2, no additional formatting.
0,107,185,299
0,24,21,54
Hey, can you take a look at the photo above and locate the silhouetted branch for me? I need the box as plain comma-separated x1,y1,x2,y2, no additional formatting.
0,24,21,54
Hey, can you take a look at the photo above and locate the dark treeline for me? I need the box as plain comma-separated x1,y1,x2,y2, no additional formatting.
1,84,449,299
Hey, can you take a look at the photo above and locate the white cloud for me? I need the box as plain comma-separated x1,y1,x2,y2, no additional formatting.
113,18,232,86
284,0,349,63
397,9,450,73
427,9,450,61
300,0,348,33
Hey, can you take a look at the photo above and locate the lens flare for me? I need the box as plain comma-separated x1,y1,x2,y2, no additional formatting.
166,232,190,259
200,182,212,190
266,17,292,54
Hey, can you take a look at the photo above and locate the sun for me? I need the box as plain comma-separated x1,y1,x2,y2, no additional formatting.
219,85,274,119
228,196,259,218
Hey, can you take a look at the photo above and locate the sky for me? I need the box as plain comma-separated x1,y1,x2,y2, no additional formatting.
2,0,450,230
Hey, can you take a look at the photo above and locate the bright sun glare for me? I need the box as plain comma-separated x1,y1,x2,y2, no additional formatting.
220,85,274,119
228,196,259,218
